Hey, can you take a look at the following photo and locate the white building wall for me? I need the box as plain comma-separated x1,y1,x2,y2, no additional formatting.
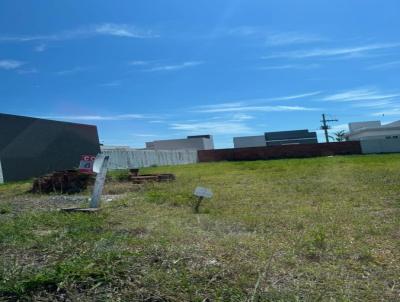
360,138,400,154
102,148,198,170
233,135,265,148
348,128,400,141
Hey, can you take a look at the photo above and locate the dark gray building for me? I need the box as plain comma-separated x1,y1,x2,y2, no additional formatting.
233,129,318,148
0,113,100,183
145,135,214,151
265,130,318,146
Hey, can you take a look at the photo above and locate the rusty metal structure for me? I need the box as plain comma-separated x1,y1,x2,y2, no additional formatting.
30,170,94,194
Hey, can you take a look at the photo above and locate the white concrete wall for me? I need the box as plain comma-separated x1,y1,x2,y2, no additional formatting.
102,149,198,170
0,159,3,184
233,135,265,148
360,138,400,154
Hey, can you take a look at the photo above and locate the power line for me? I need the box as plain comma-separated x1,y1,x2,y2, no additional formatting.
320,113,338,143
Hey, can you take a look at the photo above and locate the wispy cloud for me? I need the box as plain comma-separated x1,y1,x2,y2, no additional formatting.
195,104,319,113
170,121,252,135
94,23,157,38
43,114,150,121
100,80,121,87
268,91,321,101
263,43,400,60
0,59,24,70
195,92,321,113
372,107,400,116
0,23,158,43
34,44,47,52
351,100,394,109
55,66,89,76
323,88,400,102
264,31,324,46
129,60,150,66
367,60,400,70
231,113,254,121
228,27,324,46
258,64,320,70
17,68,38,75
145,61,203,72
132,133,158,137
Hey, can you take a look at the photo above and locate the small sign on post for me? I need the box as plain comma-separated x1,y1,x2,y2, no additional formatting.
193,186,213,213
78,155,96,173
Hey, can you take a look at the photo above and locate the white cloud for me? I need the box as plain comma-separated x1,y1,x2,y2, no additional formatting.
145,61,203,72
170,121,252,135
17,68,38,74
94,23,157,38
367,60,400,70
43,114,149,121
55,66,89,76
258,64,320,70
195,104,319,113
264,31,323,46
132,133,157,137
351,100,393,109
372,108,400,116
263,43,400,59
194,92,321,113
0,59,24,70
195,92,321,113
228,27,323,46
100,80,121,87
227,26,260,37
34,44,47,52
268,91,321,101
0,23,157,43
323,88,400,102
129,60,150,66
231,113,254,121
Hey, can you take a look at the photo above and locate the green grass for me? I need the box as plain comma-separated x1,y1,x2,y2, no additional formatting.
1,154,400,301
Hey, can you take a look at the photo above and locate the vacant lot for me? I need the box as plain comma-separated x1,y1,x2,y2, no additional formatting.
1,154,399,301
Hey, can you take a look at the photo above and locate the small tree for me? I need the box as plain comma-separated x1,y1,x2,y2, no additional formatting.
332,130,346,142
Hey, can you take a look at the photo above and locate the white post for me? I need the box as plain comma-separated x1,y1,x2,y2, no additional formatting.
90,155,109,208
0,158,4,184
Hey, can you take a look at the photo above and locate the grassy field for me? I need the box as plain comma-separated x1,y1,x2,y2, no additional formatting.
1,154,400,301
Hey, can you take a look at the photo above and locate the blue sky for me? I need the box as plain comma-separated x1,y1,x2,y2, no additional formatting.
1,0,399,148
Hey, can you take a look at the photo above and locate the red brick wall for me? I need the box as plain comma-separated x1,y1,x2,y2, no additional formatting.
198,141,362,162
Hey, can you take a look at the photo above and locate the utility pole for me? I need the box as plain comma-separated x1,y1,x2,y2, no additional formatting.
320,114,338,143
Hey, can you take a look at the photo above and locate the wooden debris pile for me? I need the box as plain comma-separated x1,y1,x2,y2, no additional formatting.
128,169,175,184
30,170,94,194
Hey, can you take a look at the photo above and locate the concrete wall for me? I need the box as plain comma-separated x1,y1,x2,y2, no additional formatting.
198,141,362,162
102,149,198,169
146,137,214,150
0,113,100,182
360,138,400,154
233,135,265,148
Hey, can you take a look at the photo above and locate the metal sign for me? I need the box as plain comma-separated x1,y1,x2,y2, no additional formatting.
194,186,213,198
89,154,109,208
78,155,96,173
